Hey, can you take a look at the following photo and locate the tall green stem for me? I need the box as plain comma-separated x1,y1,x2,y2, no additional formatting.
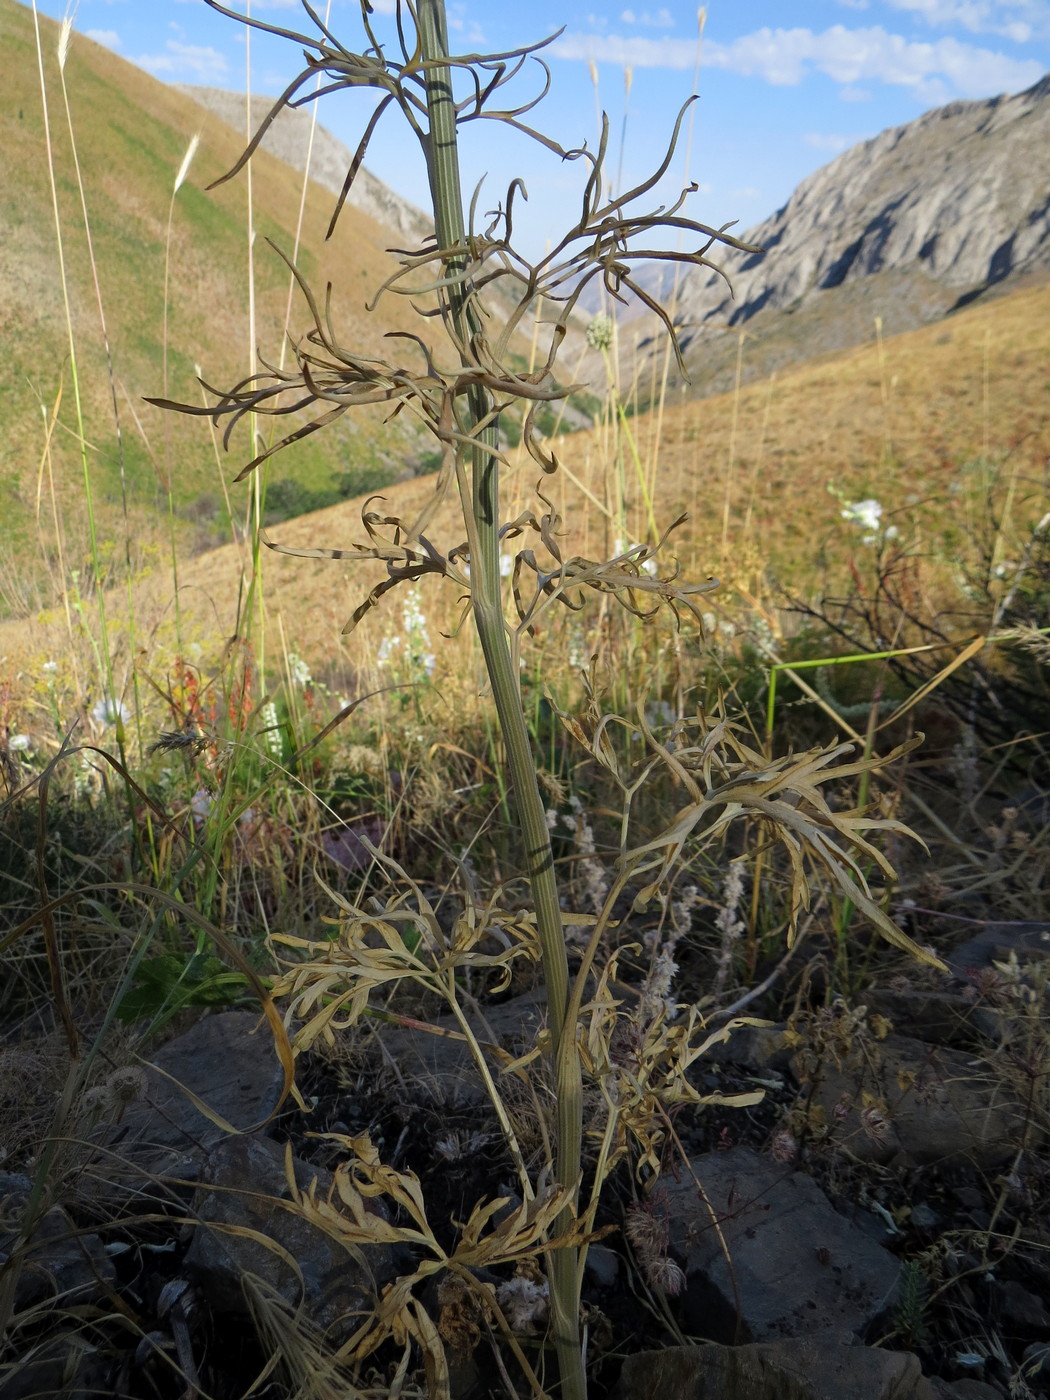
417,5,585,1394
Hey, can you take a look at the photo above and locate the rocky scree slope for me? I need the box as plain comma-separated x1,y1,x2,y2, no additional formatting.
623,73,1050,398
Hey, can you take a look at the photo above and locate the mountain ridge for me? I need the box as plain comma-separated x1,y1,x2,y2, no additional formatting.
616,73,1050,400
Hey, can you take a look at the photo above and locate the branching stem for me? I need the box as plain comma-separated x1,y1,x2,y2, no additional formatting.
417,4,586,1394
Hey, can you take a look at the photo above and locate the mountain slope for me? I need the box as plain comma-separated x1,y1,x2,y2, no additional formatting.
0,0,438,610
621,74,1050,399
175,86,432,248
4,272,1048,683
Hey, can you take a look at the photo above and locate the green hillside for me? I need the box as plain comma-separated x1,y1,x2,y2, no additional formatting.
0,0,435,614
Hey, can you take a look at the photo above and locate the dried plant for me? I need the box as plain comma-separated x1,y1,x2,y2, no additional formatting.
151,2,938,1393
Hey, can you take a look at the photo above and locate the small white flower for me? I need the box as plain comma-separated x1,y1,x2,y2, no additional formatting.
586,313,614,352
841,498,883,534
7,734,31,752
288,653,312,687
42,661,58,676
91,698,130,727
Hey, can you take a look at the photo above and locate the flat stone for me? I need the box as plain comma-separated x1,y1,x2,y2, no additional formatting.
109,1011,286,1177
863,988,1000,1047
612,1339,940,1400
661,1148,900,1344
792,1033,1026,1167
947,924,1050,979
379,990,549,1106
184,1135,400,1345
701,1022,792,1072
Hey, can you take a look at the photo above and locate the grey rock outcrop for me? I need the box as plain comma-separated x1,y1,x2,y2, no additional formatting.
184,1135,401,1345
108,1010,286,1182
792,1031,1028,1167
177,85,432,246
660,1147,901,1345
612,1339,943,1400
678,74,1050,329
620,74,1050,396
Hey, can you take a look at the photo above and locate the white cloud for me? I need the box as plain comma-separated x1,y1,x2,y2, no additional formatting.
136,40,229,81
621,7,675,25
551,24,1044,100
883,0,1044,41
804,131,857,150
85,28,121,49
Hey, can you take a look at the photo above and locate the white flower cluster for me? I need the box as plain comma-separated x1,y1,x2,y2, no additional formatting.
841,498,900,547
613,538,657,577
564,795,609,916
260,700,283,760
287,653,312,687
496,1275,549,1332
585,313,614,352
376,586,436,681
713,861,747,1000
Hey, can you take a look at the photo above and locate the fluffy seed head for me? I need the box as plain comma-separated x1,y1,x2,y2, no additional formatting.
57,16,73,72
173,133,201,195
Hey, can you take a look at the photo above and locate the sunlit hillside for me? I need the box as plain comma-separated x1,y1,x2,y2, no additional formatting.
0,0,445,606
3,268,1046,710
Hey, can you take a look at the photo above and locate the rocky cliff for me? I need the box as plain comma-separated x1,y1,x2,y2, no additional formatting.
622,73,1050,398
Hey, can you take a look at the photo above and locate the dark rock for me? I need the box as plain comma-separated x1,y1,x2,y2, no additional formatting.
999,1279,1050,1333
942,1380,1006,1399
184,1134,400,1345
660,1148,900,1344
947,924,1050,980
951,1187,987,1214
110,1011,286,1178
909,1203,940,1231
0,1173,32,1205
612,1338,941,1400
0,1338,116,1400
792,1032,1026,1166
0,1202,115,1311
702,1022,792,1072
863,988,999,1047
585,1244,620,1288
1021,1342,1050,1383
379,990,549,1106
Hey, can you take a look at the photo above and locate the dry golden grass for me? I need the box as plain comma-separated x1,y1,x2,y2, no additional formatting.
1,270,1045,743
2,266,1047,767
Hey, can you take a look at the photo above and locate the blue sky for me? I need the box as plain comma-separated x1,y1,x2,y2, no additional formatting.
33,1,1050,259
